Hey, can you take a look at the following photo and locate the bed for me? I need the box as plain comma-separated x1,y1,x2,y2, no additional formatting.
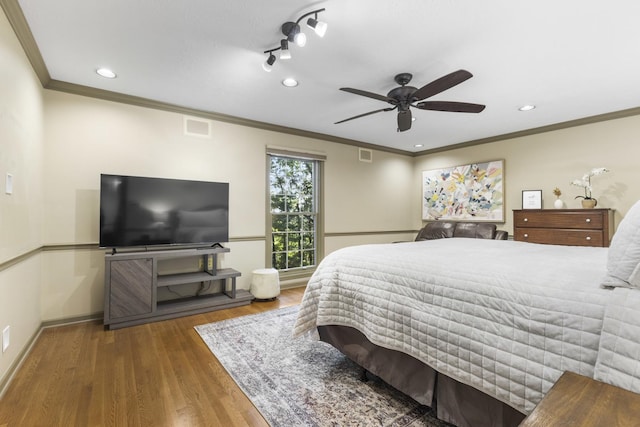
293,202,640,427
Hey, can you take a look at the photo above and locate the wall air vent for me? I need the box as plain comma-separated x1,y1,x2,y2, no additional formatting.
183,116,212,138
358,148,373,163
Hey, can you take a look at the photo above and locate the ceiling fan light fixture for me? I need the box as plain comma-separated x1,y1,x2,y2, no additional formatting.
262,53,276,72
307,17,327,37
279,39,291,59
336,70,485,132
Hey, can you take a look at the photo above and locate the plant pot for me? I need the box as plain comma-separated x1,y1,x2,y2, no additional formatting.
581,199,597,209
554,199,564,209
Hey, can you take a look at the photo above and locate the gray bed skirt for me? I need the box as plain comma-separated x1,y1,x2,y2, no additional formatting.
318,325,526,427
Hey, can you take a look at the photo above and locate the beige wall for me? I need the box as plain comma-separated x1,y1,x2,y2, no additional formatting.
414,115,640,234
324,145,416,232
0,9,44,387
40,90,416,321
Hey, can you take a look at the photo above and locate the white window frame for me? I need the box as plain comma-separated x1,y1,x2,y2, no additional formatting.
266,148,324,279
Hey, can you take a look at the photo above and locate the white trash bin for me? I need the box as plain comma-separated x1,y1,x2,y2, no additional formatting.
250,268,280,300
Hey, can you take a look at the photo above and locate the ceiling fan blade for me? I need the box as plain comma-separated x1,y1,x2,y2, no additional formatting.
415,101,486,113
334,107,396,124
411,70,473,101
339,88,398,104
397,110,412,132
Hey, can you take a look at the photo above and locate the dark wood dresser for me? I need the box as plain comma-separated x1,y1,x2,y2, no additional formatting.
513,209,613,247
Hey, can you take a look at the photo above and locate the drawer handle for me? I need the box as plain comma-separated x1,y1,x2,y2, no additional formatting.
524,218,528,222
586,218,591,223
524,233,529,238
586,236,592,241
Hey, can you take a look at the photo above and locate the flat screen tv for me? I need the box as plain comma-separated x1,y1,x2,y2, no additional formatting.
99,174,229,248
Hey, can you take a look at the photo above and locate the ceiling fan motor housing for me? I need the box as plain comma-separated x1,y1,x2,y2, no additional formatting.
387,86,418,110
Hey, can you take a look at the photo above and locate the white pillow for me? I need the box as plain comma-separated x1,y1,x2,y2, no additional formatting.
602,200,640,288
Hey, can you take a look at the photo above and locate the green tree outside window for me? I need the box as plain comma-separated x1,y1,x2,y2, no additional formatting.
269,156,317,270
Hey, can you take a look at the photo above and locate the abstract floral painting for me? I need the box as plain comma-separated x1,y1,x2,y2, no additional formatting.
422,160,504,221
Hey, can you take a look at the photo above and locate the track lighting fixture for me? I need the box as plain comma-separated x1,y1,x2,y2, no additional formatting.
262,8,327,71
262,52,276,72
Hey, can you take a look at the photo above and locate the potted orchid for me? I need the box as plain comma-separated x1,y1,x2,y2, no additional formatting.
570,167,609,208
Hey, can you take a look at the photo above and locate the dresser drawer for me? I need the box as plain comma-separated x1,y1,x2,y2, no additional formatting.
513,209,612,247
514,228,604,246
514,210,603,229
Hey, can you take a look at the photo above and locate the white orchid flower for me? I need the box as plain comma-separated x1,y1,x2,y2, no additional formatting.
590,167,609,176
570,168,609,200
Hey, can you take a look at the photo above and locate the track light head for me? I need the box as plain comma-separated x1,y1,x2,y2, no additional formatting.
307,17,327,37
294,31,306,47
262,53,276,72
280,39,291,59
282,22,306,47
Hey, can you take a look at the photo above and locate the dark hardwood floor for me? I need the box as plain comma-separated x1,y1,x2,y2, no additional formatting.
0,287,305,427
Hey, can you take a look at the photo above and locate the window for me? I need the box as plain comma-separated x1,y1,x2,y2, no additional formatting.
268,154,321,271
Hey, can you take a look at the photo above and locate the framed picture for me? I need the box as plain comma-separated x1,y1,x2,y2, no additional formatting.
522,190,542,209
422,159,504,222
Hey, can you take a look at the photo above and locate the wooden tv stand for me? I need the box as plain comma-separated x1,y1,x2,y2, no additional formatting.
103,246,252,330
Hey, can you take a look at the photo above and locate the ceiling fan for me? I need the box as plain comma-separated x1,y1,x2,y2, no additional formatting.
335,69,485,132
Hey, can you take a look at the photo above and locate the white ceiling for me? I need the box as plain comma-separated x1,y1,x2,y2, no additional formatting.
13,0,640,153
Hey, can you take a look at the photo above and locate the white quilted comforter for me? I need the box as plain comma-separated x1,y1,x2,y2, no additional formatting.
293,238,616,414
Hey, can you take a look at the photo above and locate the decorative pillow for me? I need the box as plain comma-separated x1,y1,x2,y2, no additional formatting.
602,200,640,288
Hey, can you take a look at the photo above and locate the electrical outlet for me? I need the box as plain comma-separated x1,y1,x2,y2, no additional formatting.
2,326,9,353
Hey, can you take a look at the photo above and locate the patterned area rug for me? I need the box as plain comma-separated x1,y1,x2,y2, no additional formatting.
195,305,451,426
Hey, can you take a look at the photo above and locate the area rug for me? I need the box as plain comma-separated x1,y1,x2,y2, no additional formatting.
195,306,451,426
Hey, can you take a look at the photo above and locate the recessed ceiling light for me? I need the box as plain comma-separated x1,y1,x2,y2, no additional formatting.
282,78,298,87
414,144,424,148
96,68,117,79
518,104,536,111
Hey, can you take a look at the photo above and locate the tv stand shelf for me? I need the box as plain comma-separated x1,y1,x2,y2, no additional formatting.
103,247,251,330
157,268,239,287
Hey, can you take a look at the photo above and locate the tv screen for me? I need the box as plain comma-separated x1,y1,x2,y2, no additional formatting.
99,174,229,248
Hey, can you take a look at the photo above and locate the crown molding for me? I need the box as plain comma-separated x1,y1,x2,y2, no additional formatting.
415,106,640,156
0,0,50,85
45,79,413,156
